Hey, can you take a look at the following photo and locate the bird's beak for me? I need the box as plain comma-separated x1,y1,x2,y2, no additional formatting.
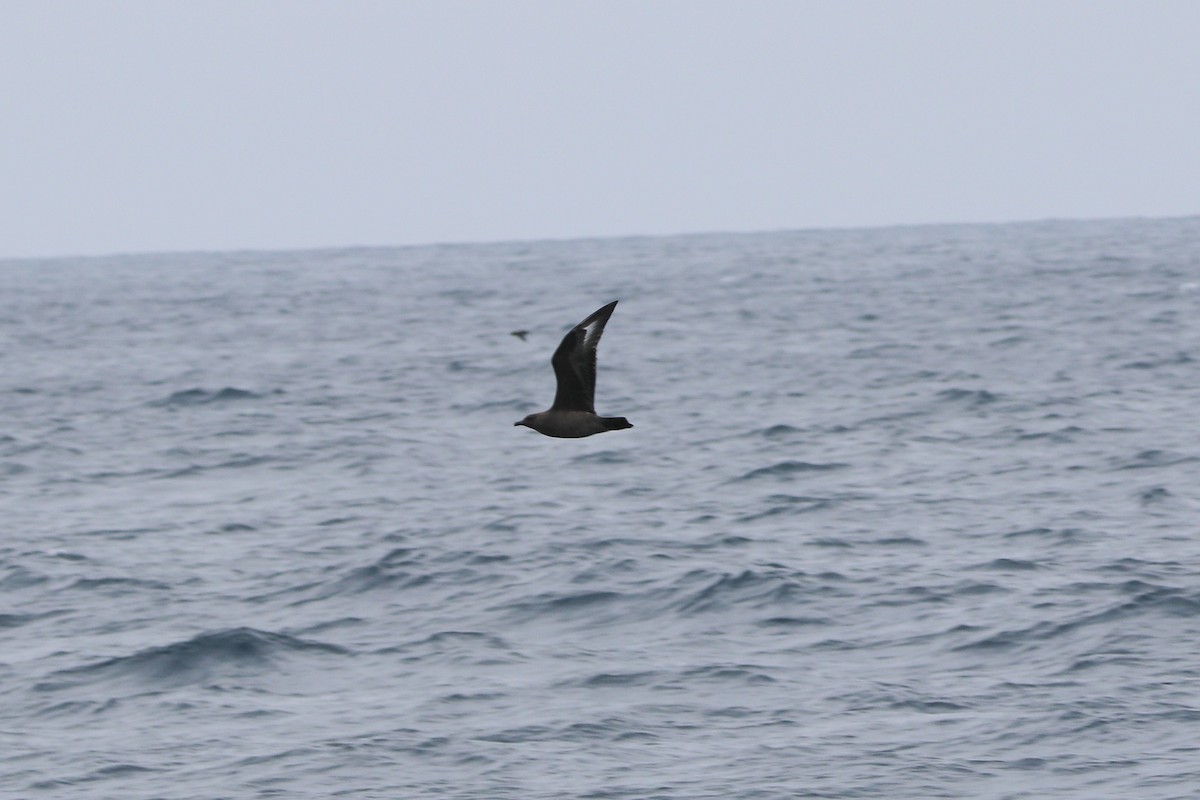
514,420,524,427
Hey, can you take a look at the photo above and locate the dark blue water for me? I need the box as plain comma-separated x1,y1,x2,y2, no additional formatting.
3,218,1200,798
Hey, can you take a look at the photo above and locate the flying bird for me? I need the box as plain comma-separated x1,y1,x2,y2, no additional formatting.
515,301,633,438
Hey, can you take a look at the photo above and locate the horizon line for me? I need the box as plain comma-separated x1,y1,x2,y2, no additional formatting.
3,211,1197,264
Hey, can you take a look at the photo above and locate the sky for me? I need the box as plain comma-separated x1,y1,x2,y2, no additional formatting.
2,1,1198,259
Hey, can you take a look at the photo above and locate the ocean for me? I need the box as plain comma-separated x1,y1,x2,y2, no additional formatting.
2,217,1199,799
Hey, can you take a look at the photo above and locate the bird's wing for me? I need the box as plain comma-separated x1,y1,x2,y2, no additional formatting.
550,300,618,413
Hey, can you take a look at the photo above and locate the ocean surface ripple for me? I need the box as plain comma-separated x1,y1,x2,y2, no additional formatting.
3,218,1200,798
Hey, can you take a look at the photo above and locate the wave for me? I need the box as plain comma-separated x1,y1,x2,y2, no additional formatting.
0,565,50,591
0,612,35,629
889,699,969,713
955,586,1200,652
680,663,778,684
848,343,920,359
1138,486,1172,505
935,388,1001,407
498,564,848,629
378,631,520,666
263,547,512,609
1014,425,1084,443
570,670,662,688
736,493,868,522
757,615,833,628
755,424,804,438
1002,527,1084,541
1113,449,1200,470
158,455,277,479
674,569,822,615
293,547,428,602
735,460,849,482
967,558,1040,572
38,627,349,690
59,576,173,594
571,450,633,465
502,590,627,624
149,387,269,407
1119,351,1193,370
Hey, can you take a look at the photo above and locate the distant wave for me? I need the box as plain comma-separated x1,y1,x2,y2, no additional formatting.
955,587,1200,652
499,567,848,628
1113,450,1200,471
0,612,36,629
755,424,804,438
935,387,1001,407
736,493,867,522
149,387,270,407
1119,352,1193,370
734,460,850,482
39,628,349,691
571,450,633,465
376,630,521,666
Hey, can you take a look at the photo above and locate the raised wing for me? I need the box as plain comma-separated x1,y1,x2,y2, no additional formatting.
550,301,618,413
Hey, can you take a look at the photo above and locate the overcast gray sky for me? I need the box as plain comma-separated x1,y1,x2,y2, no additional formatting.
2,1,1197,258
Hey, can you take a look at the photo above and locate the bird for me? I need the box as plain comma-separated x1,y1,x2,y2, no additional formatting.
515,301,633,438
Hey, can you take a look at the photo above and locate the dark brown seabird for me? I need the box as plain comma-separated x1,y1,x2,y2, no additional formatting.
515,300,633,438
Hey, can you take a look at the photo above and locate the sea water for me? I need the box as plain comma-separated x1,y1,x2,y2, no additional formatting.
2,218,1200,798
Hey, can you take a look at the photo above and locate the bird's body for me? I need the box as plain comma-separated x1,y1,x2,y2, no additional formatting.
517,409,630,439
515,301,633,439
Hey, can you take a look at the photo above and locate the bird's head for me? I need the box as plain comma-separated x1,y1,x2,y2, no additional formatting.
514,415,534,429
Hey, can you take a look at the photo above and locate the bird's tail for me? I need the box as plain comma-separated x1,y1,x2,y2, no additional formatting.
601,416,633,431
